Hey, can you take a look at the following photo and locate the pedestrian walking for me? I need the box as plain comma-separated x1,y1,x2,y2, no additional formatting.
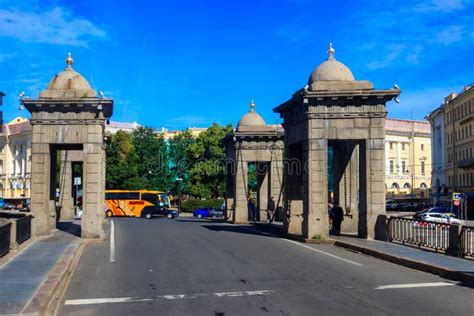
248,197,256,223
267,197,275,223
331,204,344,236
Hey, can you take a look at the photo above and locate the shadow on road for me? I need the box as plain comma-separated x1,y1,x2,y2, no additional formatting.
56,220,81,237
201,224,279,238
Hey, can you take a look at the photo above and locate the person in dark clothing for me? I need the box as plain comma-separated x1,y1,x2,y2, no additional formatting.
267,197,276,223
331,204,344,236
248,198,256,223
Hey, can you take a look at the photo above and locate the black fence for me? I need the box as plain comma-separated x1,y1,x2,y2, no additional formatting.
388,217,450,252
16,216,31,244
0,221,11,257
460,226,473,257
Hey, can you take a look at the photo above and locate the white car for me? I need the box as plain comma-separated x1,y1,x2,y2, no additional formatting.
420,213,461,225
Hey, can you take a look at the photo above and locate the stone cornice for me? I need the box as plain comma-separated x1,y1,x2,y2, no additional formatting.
22,98,113,118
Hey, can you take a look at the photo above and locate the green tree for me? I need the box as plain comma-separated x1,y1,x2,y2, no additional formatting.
188,123,233,199
168,130,196,195
106,130,145,189
131,126,171,191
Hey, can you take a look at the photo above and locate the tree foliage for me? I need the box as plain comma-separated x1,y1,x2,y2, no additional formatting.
131,127,171,191
187,123,233,199
106,130,145,190
105,123,233,198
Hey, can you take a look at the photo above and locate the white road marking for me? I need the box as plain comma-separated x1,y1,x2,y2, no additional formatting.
375,282,458,290
65,297,152,305
110,220,115,263
64,290,273,306
214,290,273,297
239,226,362,267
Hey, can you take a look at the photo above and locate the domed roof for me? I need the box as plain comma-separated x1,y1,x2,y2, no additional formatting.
237,101,266,128
40,53,97,99
308,43,355,83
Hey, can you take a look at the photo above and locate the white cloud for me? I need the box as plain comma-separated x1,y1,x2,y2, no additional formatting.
415,0,467,12
0,53,15,63
0,7,106,46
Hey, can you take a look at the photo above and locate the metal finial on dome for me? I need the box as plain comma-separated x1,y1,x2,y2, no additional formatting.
327,42,335,60
250,100,255,111
66,52,73,68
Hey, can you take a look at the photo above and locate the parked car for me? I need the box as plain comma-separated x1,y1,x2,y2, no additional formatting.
419,213,461,225
386,199,397,211
193,207,224,219
413,207,449,219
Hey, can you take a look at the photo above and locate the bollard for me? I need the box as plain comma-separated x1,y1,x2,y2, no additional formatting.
9,219,18,251
446,223,461,257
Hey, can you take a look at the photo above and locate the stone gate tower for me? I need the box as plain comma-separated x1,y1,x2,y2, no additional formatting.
274,44,400,239
22,53,113,238
223,101,284,223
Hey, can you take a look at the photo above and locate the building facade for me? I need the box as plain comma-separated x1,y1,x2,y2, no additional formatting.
0,117,32,199
444,85,474,193
385,118,431,198
426,105,447,202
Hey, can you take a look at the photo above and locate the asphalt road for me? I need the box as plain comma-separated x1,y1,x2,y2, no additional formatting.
59,217,474,315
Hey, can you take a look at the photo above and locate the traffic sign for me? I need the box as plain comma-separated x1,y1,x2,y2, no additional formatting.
74,177,82,186
453,192,462,201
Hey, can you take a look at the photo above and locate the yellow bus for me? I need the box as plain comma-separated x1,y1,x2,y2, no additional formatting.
104,190,177,219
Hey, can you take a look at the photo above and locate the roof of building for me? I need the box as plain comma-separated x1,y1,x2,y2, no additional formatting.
237,101,266,129
308,43,355,84
385,118,431,134
107,121,140,129
1,117,31,136
39,53,97,99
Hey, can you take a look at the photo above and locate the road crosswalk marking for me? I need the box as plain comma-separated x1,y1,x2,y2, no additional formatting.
64,290,273,306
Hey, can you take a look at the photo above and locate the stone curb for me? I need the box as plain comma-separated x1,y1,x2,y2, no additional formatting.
20,241,82,315
333,240,474,286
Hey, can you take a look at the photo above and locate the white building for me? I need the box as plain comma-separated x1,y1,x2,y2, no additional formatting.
426,105,447,202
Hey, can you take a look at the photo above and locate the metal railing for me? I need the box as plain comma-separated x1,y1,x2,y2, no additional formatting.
16,215,31,244
388,217,450,252
460,226,473,257
0,221,11,257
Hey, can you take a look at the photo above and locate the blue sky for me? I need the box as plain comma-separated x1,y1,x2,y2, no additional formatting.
0,0,473,129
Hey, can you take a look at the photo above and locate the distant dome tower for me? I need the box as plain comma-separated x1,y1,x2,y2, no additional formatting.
237,100,267,131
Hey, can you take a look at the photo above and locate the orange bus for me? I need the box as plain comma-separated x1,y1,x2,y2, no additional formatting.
104,190,177,219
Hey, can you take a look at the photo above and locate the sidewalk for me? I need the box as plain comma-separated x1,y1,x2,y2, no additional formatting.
0,229,80,315
332,236,474,285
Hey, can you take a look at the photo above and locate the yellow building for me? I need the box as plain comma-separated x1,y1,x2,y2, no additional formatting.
385,118,432,198
158,127,207,140
444,85,474,192
0,117,32,199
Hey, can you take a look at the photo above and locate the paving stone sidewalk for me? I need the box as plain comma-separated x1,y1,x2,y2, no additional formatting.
0,230,79,315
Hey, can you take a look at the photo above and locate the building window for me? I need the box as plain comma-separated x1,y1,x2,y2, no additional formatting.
390,142,393,150
420,183,427,189
403,183,411,189
421,161,425,175
402,144,406,150
390,160,394,173
421,144,424,151
402,161,406,173
391,182,399,189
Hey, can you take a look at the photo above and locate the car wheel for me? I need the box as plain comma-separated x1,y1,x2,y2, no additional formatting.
145,213,152,219
167,213,173,219
197,214,203,219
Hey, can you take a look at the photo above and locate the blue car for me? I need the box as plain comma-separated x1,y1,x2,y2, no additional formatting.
193,207,224,219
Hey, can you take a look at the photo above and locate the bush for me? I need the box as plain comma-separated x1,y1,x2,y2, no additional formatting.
180,198,224,213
